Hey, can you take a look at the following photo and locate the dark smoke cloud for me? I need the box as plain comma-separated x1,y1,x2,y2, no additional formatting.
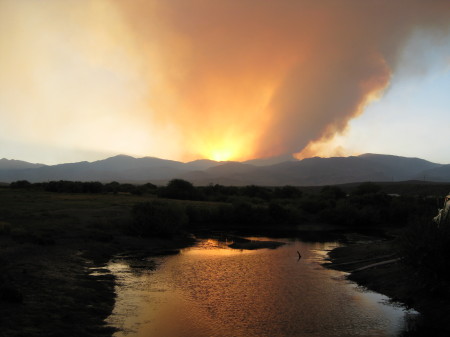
116,0,450,159
4,0,448,161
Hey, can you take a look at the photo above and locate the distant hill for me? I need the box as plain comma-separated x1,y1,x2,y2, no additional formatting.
358,153,439,180
0,158,46,170
243,154,296,166
419,164,450,182
0,153,447,186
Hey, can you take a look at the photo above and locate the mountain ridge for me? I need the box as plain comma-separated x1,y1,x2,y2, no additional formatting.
0,153,447,186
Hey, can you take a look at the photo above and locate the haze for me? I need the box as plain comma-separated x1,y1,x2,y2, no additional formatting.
1,0,450,164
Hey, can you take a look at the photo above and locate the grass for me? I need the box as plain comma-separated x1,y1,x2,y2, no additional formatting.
0,187,196,337
0,187,217,235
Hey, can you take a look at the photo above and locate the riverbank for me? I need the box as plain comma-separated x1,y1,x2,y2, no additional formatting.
325,237,450,336
0,232,193,337
0,188,196,337
2,185,449,336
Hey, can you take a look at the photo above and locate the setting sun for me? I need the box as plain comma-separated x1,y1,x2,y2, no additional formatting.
191,128,255,161
210,149,233,162
200,139,243,162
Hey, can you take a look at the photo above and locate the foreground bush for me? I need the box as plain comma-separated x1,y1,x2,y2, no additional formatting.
130,201,188,237
0,221,11,236
399,221,450,293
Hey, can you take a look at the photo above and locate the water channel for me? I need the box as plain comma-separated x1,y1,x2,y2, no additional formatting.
106,237,418,337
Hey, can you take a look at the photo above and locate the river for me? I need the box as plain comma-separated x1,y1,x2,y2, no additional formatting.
106,236,418,337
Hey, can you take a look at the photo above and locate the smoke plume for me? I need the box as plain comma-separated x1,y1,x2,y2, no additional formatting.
1,0,450,162
115,0,450,160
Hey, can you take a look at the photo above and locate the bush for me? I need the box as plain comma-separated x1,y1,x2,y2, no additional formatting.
353,182,381,195
299,196,327,214
0,221,11,235
43,180,104,193
130,201,187,237
274,185,303,199
320,200,361,227
240,185,271,200
268,202,291,223
185,204,234,229
158,179,201,200
399,221,450,293
10,180,31,189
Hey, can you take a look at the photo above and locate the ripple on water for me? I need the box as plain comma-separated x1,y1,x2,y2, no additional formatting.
107,238,418,337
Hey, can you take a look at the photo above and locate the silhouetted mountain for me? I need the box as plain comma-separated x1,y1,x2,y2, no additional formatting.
0,153,448,185
358,153,440,180
205,162,257,176
418,164,450,182
179,154,444,186
184,159,219,170
0,158,46,170
243,154,296,166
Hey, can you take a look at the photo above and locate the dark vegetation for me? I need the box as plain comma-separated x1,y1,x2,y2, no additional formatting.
7,179,450,288
0,185,190,337
7,179,442,232
398,220,450,294
2,178,450,335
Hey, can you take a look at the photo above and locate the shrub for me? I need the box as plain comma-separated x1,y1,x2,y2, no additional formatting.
185,204,234,229
320,185,346,200
158,179,201,200
10,180,31,189
274,185,303,199
353,182,381,195
130,201,187,237
320,200,361,227
299,196,327,214
268,202,291,223
399,220,450,293
240,185,271,200
0,221,11,235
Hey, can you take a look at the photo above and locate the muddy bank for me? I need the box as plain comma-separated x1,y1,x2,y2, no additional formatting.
0,188,199,337
0,232,193,337
325,238,450,336
227,237,285,250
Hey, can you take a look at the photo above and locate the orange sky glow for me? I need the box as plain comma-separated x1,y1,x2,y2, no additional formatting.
1,0,450,164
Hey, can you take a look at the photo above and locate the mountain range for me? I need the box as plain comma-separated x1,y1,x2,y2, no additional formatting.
1,154,450,186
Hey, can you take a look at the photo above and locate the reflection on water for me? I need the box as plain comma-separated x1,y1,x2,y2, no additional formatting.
107,237,418,337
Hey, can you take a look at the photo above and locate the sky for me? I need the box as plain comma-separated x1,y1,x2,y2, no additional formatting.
1,0,450,165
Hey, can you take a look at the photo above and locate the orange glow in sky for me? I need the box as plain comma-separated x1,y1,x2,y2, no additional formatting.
1,0,450,164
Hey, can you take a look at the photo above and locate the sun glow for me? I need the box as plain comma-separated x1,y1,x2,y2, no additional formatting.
201,140,242,162
192,129,261,162
209,149,232,162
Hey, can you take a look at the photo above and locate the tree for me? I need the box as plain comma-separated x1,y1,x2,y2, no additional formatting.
158,179,200,200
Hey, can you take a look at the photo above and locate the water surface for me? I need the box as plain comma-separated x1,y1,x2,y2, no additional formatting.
107,237,418,337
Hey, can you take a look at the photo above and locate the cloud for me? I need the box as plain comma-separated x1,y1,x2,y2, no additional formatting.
114,0,450,160
1,0,450,162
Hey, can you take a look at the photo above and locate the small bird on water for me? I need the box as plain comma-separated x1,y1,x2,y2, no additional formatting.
297,250,302,260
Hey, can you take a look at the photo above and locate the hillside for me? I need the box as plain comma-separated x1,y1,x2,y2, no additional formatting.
0,153,446,186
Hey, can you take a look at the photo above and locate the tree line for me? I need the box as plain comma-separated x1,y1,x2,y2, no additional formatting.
9,179,438,231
